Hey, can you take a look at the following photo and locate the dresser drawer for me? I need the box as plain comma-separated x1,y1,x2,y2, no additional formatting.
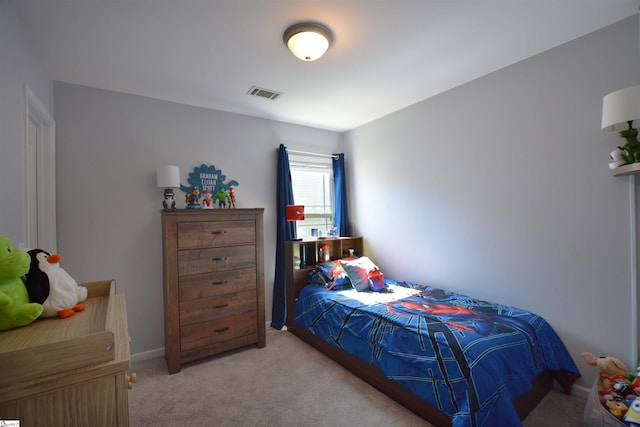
177,221,255,249
179,289,257,326
178,268,256,301
180,311,257,352
178,245,256,275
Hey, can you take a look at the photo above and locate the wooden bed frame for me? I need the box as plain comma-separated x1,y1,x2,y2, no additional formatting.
284,237,554,427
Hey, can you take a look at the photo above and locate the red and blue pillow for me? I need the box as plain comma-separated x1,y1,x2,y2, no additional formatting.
309,258,354,290
309,256,388,292
339,256,387,292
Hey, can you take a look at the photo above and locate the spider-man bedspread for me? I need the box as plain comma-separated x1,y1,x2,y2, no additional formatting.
294,280,580,427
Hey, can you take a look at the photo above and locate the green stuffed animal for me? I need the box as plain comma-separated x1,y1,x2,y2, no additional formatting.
0,235,43,330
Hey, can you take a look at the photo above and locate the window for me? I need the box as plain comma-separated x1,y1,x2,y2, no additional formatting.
289,154,334,240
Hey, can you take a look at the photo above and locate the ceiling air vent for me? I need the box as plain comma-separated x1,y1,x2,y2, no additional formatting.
246,86,283,100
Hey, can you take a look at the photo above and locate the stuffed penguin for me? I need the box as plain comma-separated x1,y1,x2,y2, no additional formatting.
25,249,50,305
25,249,87,318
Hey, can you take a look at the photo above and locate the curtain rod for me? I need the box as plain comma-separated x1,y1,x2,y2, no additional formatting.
285,148,339,160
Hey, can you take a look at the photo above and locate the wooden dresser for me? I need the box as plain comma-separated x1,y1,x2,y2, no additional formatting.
0,280,132,427
161,208,266,374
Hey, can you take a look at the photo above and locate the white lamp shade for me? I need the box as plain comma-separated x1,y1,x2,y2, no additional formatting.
602,84,640,131
156,165,180,188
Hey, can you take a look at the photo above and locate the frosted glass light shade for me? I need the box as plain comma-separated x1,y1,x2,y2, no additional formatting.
602,85,640,131
283,23,333,62
287,32,329,61
156,165,180,188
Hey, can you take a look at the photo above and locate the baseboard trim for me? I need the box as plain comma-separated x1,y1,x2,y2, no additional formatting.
131,347,164,362
571,383,589,399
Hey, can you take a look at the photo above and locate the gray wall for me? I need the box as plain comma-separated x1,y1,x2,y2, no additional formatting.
0,0,53,245
344,16,640,387
53,83,342,355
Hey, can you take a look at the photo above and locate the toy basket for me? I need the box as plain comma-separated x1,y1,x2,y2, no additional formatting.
583,380,627,427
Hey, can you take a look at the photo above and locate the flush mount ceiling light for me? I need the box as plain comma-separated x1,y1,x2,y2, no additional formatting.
283,22,333,61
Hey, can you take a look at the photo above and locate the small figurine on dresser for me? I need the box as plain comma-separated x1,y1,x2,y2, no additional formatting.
213,187,231,208
185,186,202,209
201,188,214,209
228,187,237,208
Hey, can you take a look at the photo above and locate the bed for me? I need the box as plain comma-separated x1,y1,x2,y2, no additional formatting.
284,238,580,427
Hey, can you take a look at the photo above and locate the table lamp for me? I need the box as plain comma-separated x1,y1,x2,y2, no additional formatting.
157,165,180,210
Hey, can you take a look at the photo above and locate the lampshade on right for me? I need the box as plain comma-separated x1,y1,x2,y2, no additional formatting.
602,85,640,170
602,85,640,132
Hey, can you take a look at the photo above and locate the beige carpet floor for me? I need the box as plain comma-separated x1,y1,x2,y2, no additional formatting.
129,328,588,426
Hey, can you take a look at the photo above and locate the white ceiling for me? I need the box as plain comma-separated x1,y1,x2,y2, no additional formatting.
12,0,640,132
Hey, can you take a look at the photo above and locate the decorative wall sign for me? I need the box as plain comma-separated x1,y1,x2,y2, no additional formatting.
179,164,239,209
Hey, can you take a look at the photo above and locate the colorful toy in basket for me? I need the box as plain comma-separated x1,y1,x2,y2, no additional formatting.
607,400,629,420
583,352,632,395
626,400,640,426
582,352,640,424
633,364,640,396
0,235,43,330
25,249,87,318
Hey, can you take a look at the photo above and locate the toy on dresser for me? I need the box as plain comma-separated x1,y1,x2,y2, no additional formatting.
25,249,87,318
0,235,43,330
583,352,640,426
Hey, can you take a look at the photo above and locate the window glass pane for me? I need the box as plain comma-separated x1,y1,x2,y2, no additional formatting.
289,154,334,240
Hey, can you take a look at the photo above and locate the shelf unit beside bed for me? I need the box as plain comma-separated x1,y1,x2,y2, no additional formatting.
289,236,363,267
285,236,363,320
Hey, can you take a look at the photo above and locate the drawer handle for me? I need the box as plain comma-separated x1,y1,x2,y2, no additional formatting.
211,257,228,262
214,303,229,309
214,327,229,333
211,230,227,235
211,280,229,286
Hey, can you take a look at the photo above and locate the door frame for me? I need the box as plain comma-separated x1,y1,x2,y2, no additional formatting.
24,83,56,251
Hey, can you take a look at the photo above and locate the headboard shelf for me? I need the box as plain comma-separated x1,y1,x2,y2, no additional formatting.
292,237,363,266
285,236,363,327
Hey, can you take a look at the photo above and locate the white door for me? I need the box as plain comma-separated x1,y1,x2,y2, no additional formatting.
24,84,56,251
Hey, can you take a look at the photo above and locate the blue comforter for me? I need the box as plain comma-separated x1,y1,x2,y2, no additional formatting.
295,280,580,427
